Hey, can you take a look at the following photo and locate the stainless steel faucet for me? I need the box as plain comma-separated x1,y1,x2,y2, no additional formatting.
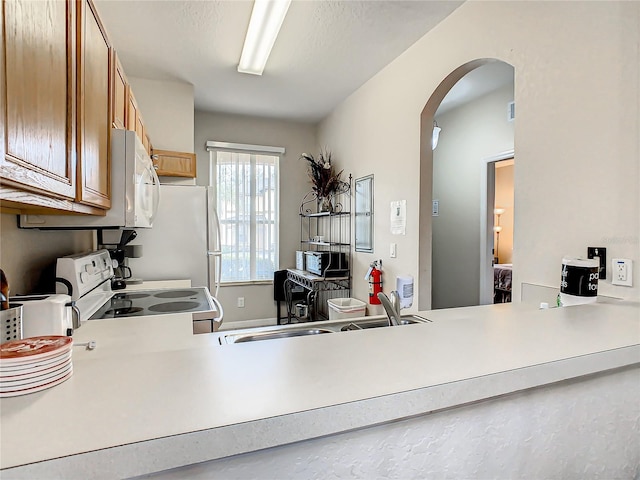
377,291,401,326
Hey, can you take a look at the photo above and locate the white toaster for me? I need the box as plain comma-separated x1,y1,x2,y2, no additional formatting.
10,294,78,338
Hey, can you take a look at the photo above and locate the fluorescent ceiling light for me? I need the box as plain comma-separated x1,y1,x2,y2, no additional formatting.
238,0,292,75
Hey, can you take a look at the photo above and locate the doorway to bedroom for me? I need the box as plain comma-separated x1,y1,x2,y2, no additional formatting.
489,157,514,304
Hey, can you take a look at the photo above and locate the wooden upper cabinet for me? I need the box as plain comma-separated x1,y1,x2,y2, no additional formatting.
127,91,135,131
112,52,127,129
142,132,150,154
77,0,111,209
135,112,145,144
0,0,77,200
151,150,197,178
126,87,153,150
127,90,143,137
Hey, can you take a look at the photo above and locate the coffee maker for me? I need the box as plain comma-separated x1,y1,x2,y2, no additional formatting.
98,229,143,289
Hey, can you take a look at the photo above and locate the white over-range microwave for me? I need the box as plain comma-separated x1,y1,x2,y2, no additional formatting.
19,129,160,230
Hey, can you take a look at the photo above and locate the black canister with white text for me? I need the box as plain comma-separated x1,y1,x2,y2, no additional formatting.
560,257,599,306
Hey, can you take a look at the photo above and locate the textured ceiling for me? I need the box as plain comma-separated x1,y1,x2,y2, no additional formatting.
94,0,465,123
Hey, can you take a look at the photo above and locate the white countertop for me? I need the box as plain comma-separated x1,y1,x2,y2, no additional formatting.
1,300,639,479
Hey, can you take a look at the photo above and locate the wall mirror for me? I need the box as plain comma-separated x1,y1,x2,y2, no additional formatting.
355,174,374,252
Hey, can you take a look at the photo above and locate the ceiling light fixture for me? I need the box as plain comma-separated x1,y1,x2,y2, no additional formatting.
432,120,441,150
238,0,292,76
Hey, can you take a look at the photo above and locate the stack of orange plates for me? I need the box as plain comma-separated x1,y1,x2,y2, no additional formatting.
0,336,73,398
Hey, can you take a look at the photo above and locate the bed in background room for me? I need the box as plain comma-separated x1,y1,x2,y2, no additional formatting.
494,263,512,303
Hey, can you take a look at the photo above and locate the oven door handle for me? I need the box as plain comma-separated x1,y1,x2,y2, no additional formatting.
210,295,224,331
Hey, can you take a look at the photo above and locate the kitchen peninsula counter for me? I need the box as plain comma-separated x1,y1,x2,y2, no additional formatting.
1,301,638,479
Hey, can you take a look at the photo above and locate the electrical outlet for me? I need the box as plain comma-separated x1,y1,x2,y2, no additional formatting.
587,247,606,280
611,259,633,287
237,297,245,308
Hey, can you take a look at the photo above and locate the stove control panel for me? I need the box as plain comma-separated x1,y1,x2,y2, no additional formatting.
56,250,114,300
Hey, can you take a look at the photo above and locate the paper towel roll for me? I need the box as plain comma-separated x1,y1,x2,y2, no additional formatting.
560,257,599,306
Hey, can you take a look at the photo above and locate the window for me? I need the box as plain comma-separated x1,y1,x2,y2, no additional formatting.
207,142,283,283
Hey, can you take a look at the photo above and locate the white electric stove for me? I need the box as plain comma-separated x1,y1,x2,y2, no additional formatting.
55,250,222,328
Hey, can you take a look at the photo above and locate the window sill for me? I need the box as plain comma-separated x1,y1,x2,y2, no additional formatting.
220,280,273,287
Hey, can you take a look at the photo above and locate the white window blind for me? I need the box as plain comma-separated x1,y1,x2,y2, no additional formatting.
208,144,282,283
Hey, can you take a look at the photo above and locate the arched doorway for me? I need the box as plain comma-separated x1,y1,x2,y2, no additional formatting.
418,59,515,311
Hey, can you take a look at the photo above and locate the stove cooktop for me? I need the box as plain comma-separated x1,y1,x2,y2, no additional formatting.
89,288,215,320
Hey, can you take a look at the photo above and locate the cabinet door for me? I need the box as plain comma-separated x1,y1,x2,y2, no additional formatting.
77,0,111,209
151,150,197,178
112,52,127,129
0,0,76,200
135,109,145,143
142,132,150,154
127,89,146,145
127,90,138,132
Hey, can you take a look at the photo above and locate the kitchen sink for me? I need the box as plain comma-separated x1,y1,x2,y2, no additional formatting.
222,327,334,344
339,315,427,331
219,314,430,344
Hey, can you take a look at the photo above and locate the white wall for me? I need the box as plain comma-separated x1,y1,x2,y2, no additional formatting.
128,77,195,153
0,215,94,294
319,1,640,307
194,111,317,325
432,83,514,309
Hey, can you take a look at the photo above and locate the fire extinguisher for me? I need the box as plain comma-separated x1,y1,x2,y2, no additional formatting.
366,260,382,304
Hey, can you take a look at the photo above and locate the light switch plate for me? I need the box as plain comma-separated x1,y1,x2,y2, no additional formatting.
587,247,606,280
611,259,633,287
